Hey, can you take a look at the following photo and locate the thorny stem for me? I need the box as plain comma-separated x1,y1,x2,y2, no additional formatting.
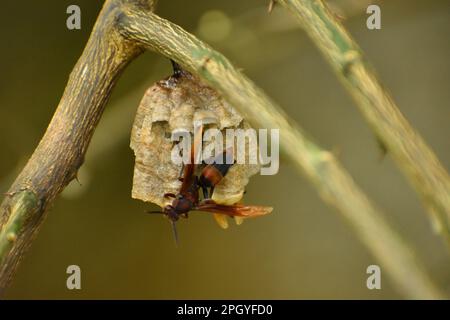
0,0,158,294
277,0,450,245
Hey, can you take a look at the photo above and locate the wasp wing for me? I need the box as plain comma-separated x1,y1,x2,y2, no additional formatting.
195,201,273,218
179,123,204,194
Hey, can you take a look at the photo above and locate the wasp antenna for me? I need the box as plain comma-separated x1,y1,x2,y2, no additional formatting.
146,210,164,214
171,221,180,247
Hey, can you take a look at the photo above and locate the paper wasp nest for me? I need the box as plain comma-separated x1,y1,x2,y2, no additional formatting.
130,69,260,224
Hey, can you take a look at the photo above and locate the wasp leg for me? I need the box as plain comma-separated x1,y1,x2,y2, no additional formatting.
178,163,185,179
201,186,209,200
200,199,216,205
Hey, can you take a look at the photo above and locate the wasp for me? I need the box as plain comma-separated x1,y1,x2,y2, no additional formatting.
148,122,272,244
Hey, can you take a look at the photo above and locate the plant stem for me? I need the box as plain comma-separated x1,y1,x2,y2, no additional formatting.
0,0,445,299
277,0,450,245
118,9,444,298
0,0,158,293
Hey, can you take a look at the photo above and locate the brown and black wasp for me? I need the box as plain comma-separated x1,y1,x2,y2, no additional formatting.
148,122,272,244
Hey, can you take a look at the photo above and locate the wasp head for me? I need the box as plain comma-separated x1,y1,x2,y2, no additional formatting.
163,205,180,222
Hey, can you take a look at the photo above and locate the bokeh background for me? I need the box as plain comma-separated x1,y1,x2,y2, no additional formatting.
0,0,449,299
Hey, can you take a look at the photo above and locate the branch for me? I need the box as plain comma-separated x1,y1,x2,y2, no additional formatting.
117,9,444,298
0,0,158,293
0,0,445,299
277,0,450,244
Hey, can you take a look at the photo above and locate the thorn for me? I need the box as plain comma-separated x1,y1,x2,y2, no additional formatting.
3,188,35,200
376,136,388,162
332,145,342,158
6,232,17,242
201,56,212,71
335,13,346,22
170,59,184,78
74,173,82,186
268,0,276,13
342,50,360,76
3,192,15,197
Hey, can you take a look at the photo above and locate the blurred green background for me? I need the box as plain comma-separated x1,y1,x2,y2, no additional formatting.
0,0,449,299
